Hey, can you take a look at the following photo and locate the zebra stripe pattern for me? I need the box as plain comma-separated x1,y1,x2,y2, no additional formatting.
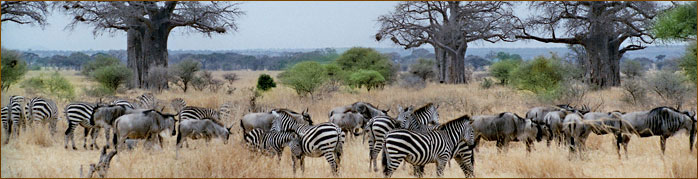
367,115,402,172
8,95,26,136
399,103,440,132
382,115,474,178
137,93,158,109
111,99,135,109
170,98,186,114
26,97,60,134
179,106,221,122
271,110,344,175
64,102,97,150
1,106,9,144
243,128,301,159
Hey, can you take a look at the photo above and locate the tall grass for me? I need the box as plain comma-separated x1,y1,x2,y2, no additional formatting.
1,70,696,178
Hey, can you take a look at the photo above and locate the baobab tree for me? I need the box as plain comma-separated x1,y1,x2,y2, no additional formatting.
59,1,244,88
515,1,664,87
1,1,50,27
376,1,516,84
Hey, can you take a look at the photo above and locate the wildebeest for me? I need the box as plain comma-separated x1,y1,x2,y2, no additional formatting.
111,110,176,151
622,106,696,154
561,112,588,157
239,108,312,133
328,105,353,118
329,111,366,137
352,102,389,120
471,112,539,152
582,111,633,159
91,104,132,149
176,119,231,148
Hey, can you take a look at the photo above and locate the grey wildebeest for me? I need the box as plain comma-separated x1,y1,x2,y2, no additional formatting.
329,111,367,138
175,119,231,158
111,110,176,151
91,104,133,149
582,111,633,159
561,112,588,158
621,106,696,154
351,102,389,120
239,108,312,133
525,104,587,143
471,112,539,152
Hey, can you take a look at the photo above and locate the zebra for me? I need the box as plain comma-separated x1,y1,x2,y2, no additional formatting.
381,114,475,178
8,95,26,137
111,99,135,109
270,110,344,175
397,103,440,132
366,115,403,172
243,128,302,161
137,93,160,110
622,106,696,154
2,106,9,144
170,98,187,115
25,97,60,135
64,102,99,150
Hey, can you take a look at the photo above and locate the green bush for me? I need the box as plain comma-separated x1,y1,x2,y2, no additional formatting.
1,48,28,91
81,55,121,76
92,65,133,92
480,78,493,89
256,74,277,92
648,70,690,109
335,47,396,82
409,58,436,81
20,72,75,101
679,42,697,83
348,70,386,91
83,86,114,99
279,62,325,97
489,59,521,84
171,60,201,92
621,60,645,78
511,56,563,94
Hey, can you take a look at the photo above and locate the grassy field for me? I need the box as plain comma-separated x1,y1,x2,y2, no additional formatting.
1,70,696,178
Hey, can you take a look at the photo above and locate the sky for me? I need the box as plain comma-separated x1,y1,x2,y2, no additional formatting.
0,1,672,51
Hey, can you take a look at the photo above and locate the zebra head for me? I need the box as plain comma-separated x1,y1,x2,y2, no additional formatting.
301,108,313,125
396,105,414,128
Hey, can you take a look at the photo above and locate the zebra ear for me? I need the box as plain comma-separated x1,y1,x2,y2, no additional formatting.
271,111,279,117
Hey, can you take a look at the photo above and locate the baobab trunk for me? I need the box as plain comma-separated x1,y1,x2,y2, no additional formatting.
583,6,622,88
140,23,171,89
126,28,144,89
442,50,467,84
435,47,446,83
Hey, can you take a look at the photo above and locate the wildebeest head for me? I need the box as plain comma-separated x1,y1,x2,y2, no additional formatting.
681,110,697,152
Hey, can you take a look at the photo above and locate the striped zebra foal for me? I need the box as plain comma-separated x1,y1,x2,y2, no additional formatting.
382,115,475,178
366,115,403,172
243,128,302,161
26,97,60,135
271,110,345,175
398,103,440,132
64,102,98,150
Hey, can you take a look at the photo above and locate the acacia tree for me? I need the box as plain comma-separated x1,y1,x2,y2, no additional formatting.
515,1,663,87
59,1,243,88
376,1,516,84
1,1,50,27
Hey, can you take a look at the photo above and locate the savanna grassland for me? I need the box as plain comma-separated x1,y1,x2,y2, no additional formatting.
1,70,696,178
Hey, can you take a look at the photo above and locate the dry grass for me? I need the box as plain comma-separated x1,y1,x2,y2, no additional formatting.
1,70,696,178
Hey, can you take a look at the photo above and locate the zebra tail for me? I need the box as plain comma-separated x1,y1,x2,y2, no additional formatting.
381,140,389,172
112,131,118,147
176,124,183,147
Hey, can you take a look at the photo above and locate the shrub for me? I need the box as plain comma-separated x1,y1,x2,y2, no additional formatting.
84,86,114,99
171,60,201,92
554,79,589,105
92,65,133,92
489,59,521,84
222,73,240,84
621,60,645,78
348,70,386,91
480,78,493,89
335,47,397,82
209,79,223,93
679,42,697,83
256,74,277,92
1,48,28,91
648,70,690,109
145,66,171,92
279,62,325,97
621,78,648,106
20,72,76,101
81,55,121,76
398,74,426,90
510,56,563,94
409,58,436,81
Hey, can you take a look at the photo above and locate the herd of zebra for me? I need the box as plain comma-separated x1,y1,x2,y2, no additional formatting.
1,93,697,178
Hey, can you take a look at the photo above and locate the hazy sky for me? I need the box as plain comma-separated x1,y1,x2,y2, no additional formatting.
0,1,667,51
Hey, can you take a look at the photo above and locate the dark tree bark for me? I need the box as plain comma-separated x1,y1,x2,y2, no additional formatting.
59,1,244,89
515,1,663,88
376,1,516,84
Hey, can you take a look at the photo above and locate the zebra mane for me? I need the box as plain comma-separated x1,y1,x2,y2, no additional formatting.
273,108,300,115
436,115,471,130
414,103,435,114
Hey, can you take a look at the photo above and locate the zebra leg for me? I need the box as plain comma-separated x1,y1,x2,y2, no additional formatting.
299,156,306,173
370,140,381,172
91,128,100,150
83,128,91,149
49,119,57,136
323,152,339,176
